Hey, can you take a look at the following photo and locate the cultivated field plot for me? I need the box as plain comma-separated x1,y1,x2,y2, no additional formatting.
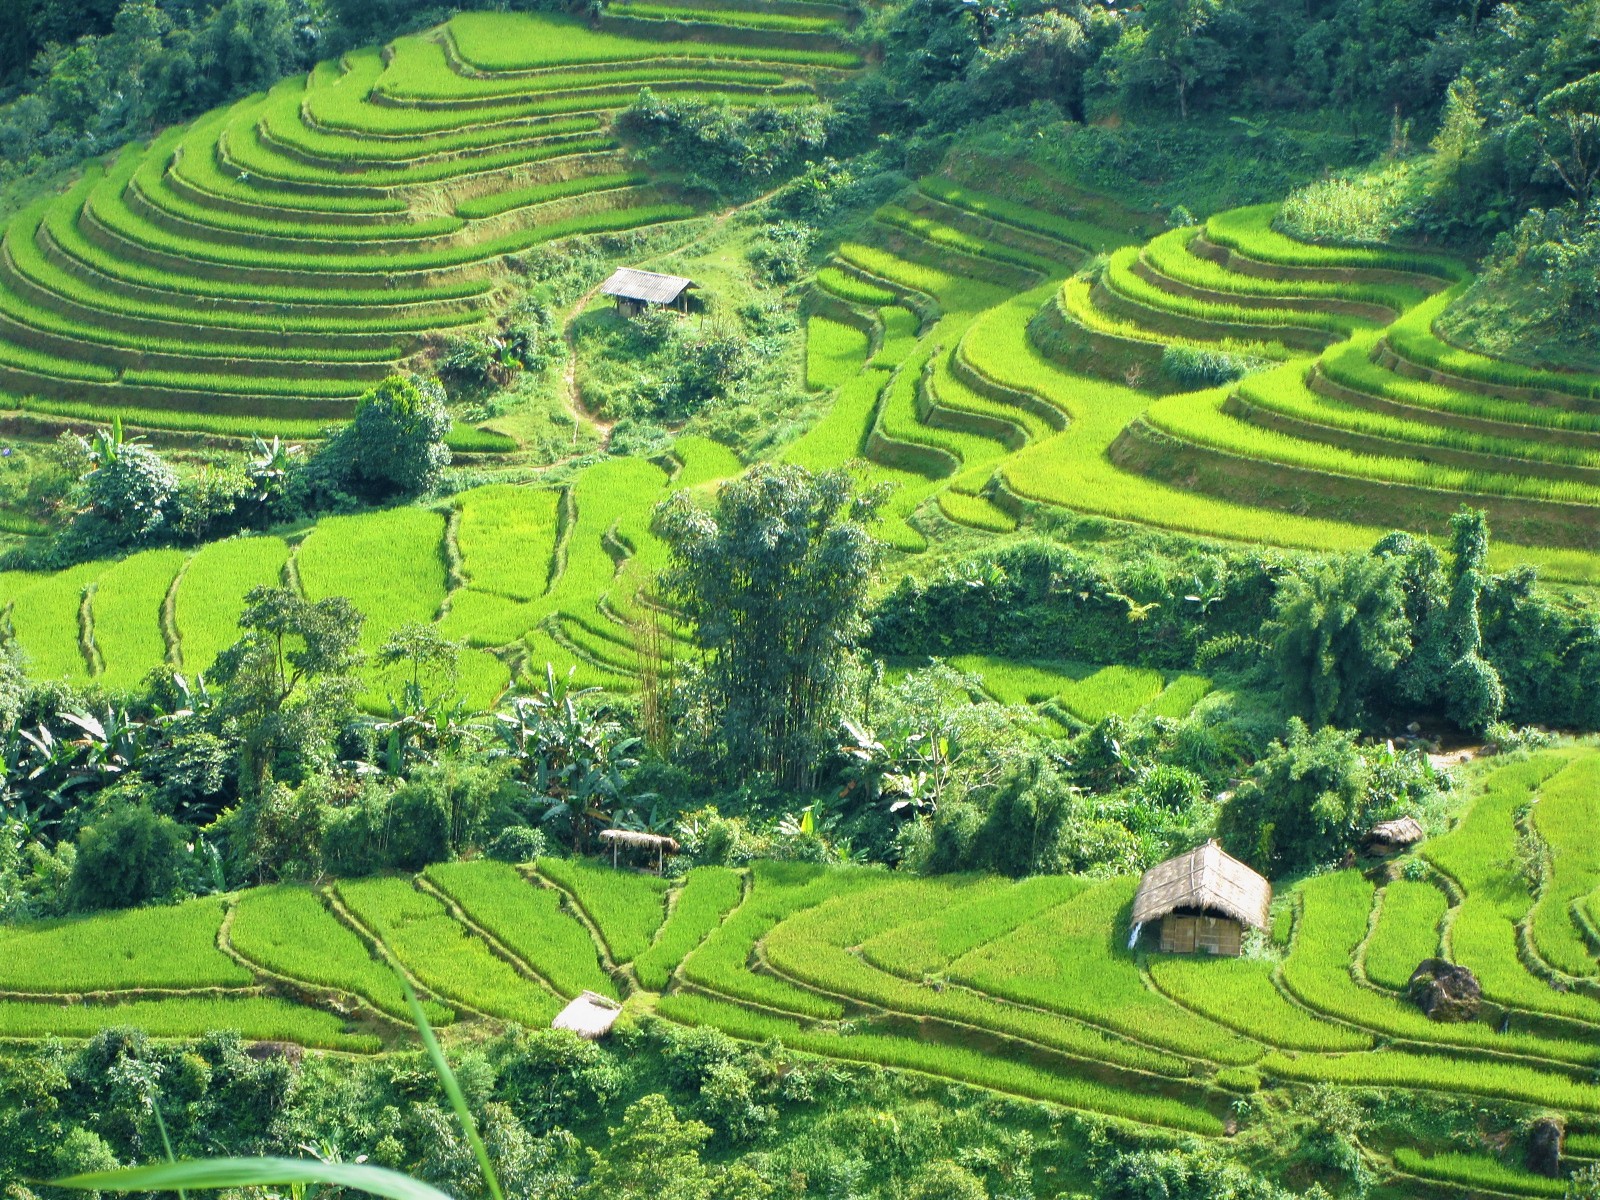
8,745,1600,1197
0,8,854,438
0,435,742,705
795,152,1600,579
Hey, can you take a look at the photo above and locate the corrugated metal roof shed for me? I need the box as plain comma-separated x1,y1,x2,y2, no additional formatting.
600,267,696,304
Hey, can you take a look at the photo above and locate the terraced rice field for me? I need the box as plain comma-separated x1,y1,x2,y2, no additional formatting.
779,157,1600,579
0,435,745,705
0,8,854,439
9,743,1600,1193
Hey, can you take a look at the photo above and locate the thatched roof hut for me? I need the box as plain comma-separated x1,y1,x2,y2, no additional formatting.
598,827,680,872
1363,816,1425,856
600,267,696,316
1132,840,1271,957
552,990,623,1040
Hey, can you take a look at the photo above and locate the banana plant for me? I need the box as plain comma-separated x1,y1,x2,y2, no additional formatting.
492,664,642,853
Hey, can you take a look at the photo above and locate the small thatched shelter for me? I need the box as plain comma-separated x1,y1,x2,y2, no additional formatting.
599,827,680,873
552,990,623,1040
1363,816,1425,857
1131,840,1271,957
600,267,696,316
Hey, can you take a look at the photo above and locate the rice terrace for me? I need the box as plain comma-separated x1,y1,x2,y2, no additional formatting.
1,0,1600,1196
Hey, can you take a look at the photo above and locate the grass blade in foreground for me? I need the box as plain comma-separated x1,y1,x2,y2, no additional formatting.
402,975,506,1200
51,1159,458,1200
51,971,498,1200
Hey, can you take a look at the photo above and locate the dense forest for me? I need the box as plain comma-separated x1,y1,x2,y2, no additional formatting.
1,0,1599,1197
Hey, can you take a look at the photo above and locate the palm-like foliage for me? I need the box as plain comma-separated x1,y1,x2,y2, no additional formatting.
492,665,641,853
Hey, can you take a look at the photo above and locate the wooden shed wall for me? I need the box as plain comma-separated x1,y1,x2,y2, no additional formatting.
1159,914,1243,956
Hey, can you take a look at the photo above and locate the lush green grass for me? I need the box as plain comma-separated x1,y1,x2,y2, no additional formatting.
1148,956,1373,1053
1105,246,1367,337
8,560,100,683
680,861,884,1019
1263,1047,1600,1113
537,857,670,964
877,205,1054,274
229,885,444,1022
448,11,862,70
336,877,561,1027
1142,225,1423,311
1235,358,1600,472
859,875,1080,979
173,537,290,675
377,36,791,102
657,991,1224,1133
948,655,1199,724
634,866,745,991
1282,869,1600,1066
937,488,1018,532
1322,333,1600,436
297,506,448,663
950,877,1262,1064
1392,1150,1569,1197
0,996,379,1051
453,485,560,603
1527,753,1600,978
765,875,1194,1076
89,548,184,691
614,3,845,33
1424,751,1600,1023
1205,204,1462,278
1149,378,1600,508
456,172,648,220
8,397,341,441
1363,879,1447,990
1391,287,1600,400
805,316,870,391
815,267,896,306
781,367,887,469
0,898,250,992
425,861,616,999
918,178,1132,254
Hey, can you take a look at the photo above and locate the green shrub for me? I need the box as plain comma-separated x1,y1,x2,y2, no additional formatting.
488,826,549,863
68,803,191,911
1160,344,1264,388
310,375,451,502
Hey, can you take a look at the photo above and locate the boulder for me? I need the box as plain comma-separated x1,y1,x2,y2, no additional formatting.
1528,1117,1564,1178
1407,958,1482,1023
246,1040,304,1063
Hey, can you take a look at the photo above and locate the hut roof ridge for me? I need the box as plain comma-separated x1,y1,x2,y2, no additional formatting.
1131,839,1271,931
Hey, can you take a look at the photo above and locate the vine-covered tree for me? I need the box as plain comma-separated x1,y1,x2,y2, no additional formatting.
1266,550,1409,730
660,463,884,791
210,586,364,795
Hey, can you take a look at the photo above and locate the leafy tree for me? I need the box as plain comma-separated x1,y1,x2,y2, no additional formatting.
67,802,187,911
660,463,884,791
1218,719,1397,874
578,1093,714,1200
209,586,364,796
57,421,178,560
1105,0,1234,119
310,375,451,502
1441,508,1504,732
1266,551,1409,730
908,1161,989,1200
